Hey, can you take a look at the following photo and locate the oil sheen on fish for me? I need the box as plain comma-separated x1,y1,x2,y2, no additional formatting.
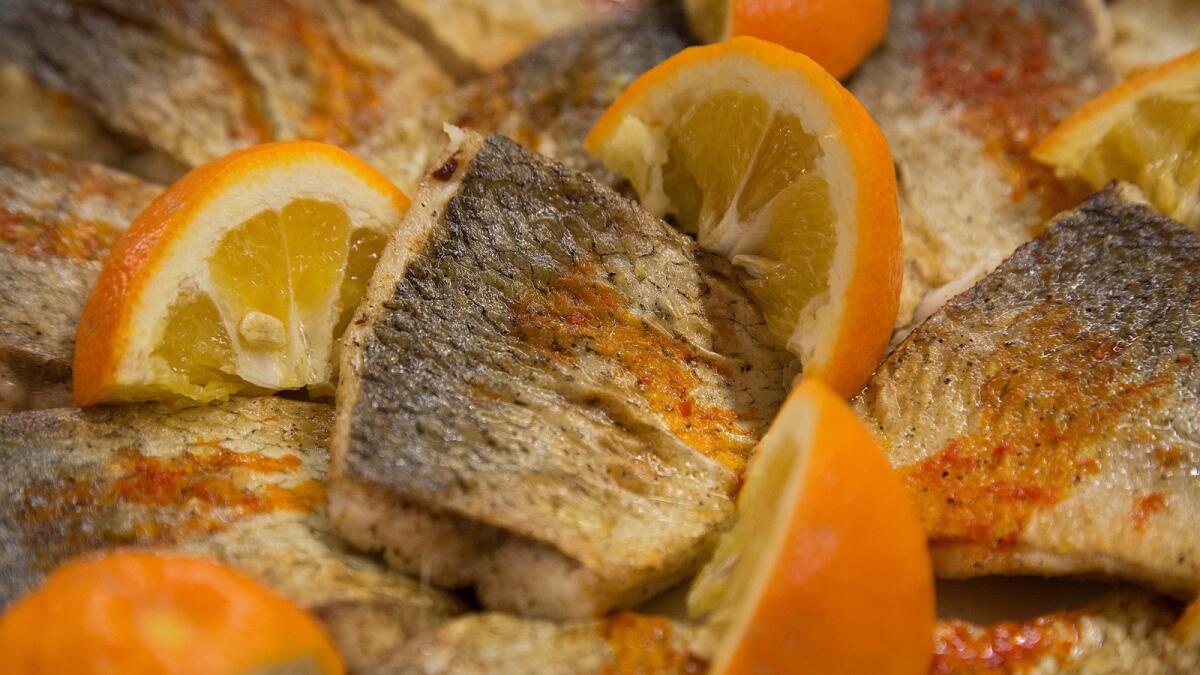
0,145,160,413
353,4,690,195
372,612,702,675
856,185,1200,595
848,0,1115,327
0,396,462,672
0,0,453,169
331,132,796,620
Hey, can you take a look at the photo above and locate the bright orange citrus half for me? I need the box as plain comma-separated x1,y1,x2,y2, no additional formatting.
0,550,343,674
74,141,408,406
684,0,890,79
688,378,934,674
585,37,902,397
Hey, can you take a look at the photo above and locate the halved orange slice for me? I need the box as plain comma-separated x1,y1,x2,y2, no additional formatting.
74,141,407,406
688,378,934,674
0,550,342,674
585,37,902,397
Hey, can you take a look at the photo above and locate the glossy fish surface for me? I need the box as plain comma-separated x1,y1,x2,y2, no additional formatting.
331,132,796,620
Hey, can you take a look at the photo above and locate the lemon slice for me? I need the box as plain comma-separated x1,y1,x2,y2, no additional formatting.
74,141,407,405
585,37,901,396
1034,49,1200,228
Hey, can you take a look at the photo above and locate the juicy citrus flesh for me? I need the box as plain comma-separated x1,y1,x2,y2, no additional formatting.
74,141,405,406
586,37,902,397
687,379,935,674
0,550,343,675
1034,49,1200,228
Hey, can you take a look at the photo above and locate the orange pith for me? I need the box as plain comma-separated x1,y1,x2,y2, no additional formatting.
0,550,343,674
690,378,934,674
730,0,889,79
585,37,902,397
73,141,408,406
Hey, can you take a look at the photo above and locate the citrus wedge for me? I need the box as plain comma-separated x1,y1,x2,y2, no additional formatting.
1033,49,1200,228
684,0,889,79
687,378,934,674
584,37,901,397
74,141,407,406
0,551,342,674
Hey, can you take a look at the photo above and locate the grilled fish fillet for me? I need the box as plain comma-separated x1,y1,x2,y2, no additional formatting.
0,396,462,672
0,0,453,168
933,593,1200,673
856,185,1200,595
0,145,160,413
331,131,796,620
848,0,1115,327
353,5,690,195
1111,0,1200,77
372,612,702,675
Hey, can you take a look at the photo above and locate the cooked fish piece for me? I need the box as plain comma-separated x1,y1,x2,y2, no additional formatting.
0,0,453,168
856,185,1200,594
848,0,1115,327
0,396,463,672
353,4,690,195
933,593,1200,673
0,64,126,168
331,131,796,620
0,145,161,413
373,0,642,78
1111,0,1200,77
373,612,702,675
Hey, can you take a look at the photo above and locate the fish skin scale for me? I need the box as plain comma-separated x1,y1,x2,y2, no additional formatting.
333,134,796,620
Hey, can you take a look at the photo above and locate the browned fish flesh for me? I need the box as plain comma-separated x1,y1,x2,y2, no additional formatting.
371,612,702,675
0,0,454,169
353,4,690,195
0,144,160,413
932,593,1200,673
331,131,796,620
1111,0,1200,78
856,185,1200,595
0,396,462,672
848,0,1115,327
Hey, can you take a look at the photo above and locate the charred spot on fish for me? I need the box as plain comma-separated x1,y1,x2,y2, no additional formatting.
432,154,460,181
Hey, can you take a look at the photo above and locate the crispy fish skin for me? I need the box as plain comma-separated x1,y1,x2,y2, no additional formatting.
373,612,701,675
0,0,453,168
848,0,1115,327
0,145,160,413
933,593,1200,673
332,132,795,620
0,396,462,672
353,5,690,195
857,185,1200,595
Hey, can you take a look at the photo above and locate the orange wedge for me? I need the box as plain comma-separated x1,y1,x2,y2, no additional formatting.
74,141,408,406
0,550,342,674
1033,49,1200,228
1174,594,1200,648
687,378,934,674
685,0,889,79
585,37,901,397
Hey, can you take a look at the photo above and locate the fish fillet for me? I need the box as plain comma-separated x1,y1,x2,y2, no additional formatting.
331,131,796,620
0,145,160,413
1111,0,1200,78
0,0,453,168
353,4,690,195
848,0,1115,327
856,185,1200,594
0,396,462,672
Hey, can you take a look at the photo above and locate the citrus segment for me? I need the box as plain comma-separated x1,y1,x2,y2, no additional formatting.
74,141,407,406
585,37,901,397
1033,49,1200,228
684,0,890,79
0,550,343,674
688,378,934,674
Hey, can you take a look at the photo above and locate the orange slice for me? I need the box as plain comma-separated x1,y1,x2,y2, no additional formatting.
687,378,934,674
1174,594,1200,647
684,0,889,79
74,141,408,406
1033,49,1200,228
585,37,902,397
0,550,342,674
